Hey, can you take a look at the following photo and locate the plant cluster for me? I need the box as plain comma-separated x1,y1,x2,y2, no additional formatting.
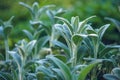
0,2,120,80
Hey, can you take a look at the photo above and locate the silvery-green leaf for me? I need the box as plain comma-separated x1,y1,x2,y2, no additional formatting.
29,20,41,29
37,36,50,49
38,5,55,17
24,60,37,69
112,68,120,79
77,16,96,33
62,24,72,39
52,68,64,80
105,17,120,32
17,46,25,59
87,29,97,34
32,2,39,15
88,34,98,38
46,55,72,80
83,37,94,54
2,16,14,36
0,26,4,38
99,45,120,58
78,60,101,80
56,8,66,16
72,34,87,46
55,16,73,35
46,10,54,24
3,17,14,28
98,24,110,40
9,51,22,67
52,40,70,55
36,66,56,78
71,16,79,33
26,40,36,54
103,74,119,80
19,2,33,15
23,30,33,40
55,55,67,63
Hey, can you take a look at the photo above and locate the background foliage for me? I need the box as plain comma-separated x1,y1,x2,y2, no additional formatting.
0,0,120,47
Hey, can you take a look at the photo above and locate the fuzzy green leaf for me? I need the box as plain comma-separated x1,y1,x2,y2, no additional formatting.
77,16,96,33
37,36,50,49
36,66,56,78
46,10,54,24
0,26,4,38
32,2,39,15
72,34,87,46
71,16,79,33
78,60,101,80
98,24,110,40
87,29,97,34
19,2,33,16
55,16,73,35
55,55,67,63
99,45,120,58
9,51,22,67
46,55,72,80
103,74,119,80
105,17,120,32
38,5,55,17
26,40,36,54
112,68,120,79
24,60,36,69
52,68,64,80
52,40,70,55
23,30,33,40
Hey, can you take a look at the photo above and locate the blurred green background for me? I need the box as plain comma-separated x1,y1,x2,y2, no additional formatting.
0,0,120,52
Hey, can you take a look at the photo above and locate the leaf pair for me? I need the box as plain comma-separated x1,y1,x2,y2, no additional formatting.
0,16,14,38
103,68,120,80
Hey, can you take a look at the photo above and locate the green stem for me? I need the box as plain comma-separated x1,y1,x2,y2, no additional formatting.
4,36,9,61
34,43,38,58
50,27,54,48
94,44,99,58
93,39,99,58
49,27,55,55
18,66,23,80
72,44,77,67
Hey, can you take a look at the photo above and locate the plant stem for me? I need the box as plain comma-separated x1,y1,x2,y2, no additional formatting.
94,44,99,58
50,27,54,48
19,66,23,80
50,27,55,55
4,36,9,61
72,44,77,67
34,43,38,58
93,39,99,58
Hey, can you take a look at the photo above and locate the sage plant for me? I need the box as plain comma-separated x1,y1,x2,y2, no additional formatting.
0,16,14,60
